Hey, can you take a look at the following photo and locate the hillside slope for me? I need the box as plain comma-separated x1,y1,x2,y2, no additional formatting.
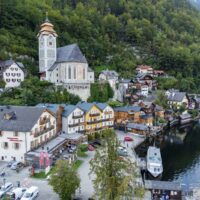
1,0,200,91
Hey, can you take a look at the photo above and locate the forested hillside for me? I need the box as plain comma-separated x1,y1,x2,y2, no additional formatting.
1,0,200,92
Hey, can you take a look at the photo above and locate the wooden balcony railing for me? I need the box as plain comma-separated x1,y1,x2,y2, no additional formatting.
34,125,55,137
39,117,50,125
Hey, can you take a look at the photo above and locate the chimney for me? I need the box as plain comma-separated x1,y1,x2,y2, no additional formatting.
56,105,64,134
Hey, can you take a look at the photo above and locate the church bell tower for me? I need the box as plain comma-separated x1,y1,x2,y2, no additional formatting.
37,14,57,79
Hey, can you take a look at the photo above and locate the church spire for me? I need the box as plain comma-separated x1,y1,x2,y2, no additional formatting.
45,11,49,23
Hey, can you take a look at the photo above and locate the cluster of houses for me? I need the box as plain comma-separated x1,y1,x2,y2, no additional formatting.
114,101,165,137
98,65,165,104
0,102,114,165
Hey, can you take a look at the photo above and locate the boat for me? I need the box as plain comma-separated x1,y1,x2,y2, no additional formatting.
146,146,163,178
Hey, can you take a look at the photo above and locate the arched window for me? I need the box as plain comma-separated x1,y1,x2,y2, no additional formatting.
68,66,71,79
74,67,76,79
83,68,85,80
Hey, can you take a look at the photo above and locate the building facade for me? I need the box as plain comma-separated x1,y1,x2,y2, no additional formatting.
37,18,94,100
0,106,56,162
0,60,25,88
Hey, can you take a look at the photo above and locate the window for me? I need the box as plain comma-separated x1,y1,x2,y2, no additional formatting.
12,79,16,82
83,68,85,79
10,68,14,71
68,66,71,79
13,143,20,149
17,73,21,77
6,79,10,82
17,79,21,82
3,142,8,149
15,68,18,71
6,73,10,76
11,73,15,76
74,67,76,79
13,132,18,137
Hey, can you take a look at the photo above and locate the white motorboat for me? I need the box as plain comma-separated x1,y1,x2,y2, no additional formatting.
147,146,163,178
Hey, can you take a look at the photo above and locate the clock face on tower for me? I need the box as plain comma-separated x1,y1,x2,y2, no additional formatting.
48,35,54,47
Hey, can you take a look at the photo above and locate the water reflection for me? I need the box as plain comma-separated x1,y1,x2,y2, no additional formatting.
161,123,200,187
136,122,200,188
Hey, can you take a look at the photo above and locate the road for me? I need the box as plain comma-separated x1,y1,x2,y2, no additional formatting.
0,163,59,200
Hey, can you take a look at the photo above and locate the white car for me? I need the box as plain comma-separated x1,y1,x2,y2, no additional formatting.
21,186,39,200
0,182,13,199
10,161,23,170
6,187,27,200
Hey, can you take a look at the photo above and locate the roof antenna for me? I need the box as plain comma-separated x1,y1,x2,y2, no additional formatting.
45,11,49,22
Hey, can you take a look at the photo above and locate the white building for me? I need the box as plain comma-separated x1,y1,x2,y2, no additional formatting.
37,17,94,100
0,106,56,162
140,85,149,97
0,60,25,88
96,103,114,128
62,105,85,134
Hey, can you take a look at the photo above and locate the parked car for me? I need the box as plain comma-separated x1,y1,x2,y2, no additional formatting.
70,145,77,150
124,136,133,142
21,186,39,200
0,168,5,177
88,145,94,151
92,140,101,146
7,160,16,168
0,182,13,199
6,187,27,200
11,162,24,170
68,148,76,153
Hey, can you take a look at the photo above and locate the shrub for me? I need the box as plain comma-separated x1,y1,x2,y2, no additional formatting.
79,144,88,152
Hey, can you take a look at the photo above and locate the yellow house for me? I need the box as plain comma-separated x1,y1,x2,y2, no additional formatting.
77,102,102,134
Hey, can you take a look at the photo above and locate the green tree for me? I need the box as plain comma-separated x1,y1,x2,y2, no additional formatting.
49,160,80,200
90,130,135,200
0,80,6,88
154,91,169,109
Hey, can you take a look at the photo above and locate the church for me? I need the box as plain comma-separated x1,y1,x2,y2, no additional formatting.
37,17,94,100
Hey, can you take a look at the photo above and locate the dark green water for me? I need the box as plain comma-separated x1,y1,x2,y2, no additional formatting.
136,122,200,188
161,122,200,188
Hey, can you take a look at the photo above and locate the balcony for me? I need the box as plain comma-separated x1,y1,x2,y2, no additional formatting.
68,123,80,128
72,114,84,119
87,120,102,125
39,117,50,125
34,125,55,137
104,111,113,115
89,113,100,117
102,118,114,122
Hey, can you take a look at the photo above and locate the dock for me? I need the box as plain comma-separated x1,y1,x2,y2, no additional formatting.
144,180,182,199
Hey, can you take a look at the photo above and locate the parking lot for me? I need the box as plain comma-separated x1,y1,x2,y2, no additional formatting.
0,161,59,200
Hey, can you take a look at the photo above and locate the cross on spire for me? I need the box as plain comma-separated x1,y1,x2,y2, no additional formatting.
45,11,49,22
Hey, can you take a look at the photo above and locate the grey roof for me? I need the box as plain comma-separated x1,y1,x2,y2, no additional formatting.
96,103,108,110
180,113,191,119
167,92,186,102
114,106,141,113
88,67,93,72
77,102,96,112
155,105,164,112
126,123,148,131
100,70,119,78
136,73,153,80
119,79,132,84
0,106,46,132
36,103,61,114
48,44,87,71
62,105,78,117
145,180,181,191
0,60,24,77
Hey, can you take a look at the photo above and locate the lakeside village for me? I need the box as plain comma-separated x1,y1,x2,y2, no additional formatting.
0,18,200,200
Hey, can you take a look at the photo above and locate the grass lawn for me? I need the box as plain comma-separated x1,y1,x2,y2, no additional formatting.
31,171,48,179
72,160,83,170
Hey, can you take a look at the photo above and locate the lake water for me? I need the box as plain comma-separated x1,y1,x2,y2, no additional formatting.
136,122,200,189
